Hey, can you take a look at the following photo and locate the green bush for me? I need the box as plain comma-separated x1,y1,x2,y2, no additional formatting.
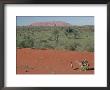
65,27,80,39
17,36,34,48
16,26,94,52
65,42,80,51
85,43,94,52
86,46,94,52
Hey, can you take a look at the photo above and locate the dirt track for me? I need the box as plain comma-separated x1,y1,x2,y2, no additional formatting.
16,48,94,74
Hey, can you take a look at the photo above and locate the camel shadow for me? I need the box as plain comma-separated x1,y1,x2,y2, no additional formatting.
87,67,94,70
73,67,94,71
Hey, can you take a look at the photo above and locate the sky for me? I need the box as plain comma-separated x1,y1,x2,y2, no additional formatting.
16,16,94,26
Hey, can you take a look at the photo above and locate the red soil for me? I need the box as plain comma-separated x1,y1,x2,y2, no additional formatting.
16,48,94,74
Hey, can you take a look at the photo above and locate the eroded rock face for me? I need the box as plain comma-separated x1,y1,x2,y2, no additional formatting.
30,21,71,26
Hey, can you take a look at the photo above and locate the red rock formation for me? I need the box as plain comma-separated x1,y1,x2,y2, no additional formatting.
30,21,71,26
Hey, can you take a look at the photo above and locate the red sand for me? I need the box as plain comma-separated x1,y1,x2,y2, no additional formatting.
16,48,94,74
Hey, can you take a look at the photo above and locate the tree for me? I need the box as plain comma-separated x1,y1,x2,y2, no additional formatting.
65,27,80,39
53,24,60,46
72,29,80,39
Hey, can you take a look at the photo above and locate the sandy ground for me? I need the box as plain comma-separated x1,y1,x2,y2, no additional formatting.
16,48,94,74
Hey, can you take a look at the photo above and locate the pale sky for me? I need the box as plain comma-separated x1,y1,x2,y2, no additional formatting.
16,16,94,26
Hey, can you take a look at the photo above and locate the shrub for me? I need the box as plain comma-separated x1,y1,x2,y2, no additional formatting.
86,46,94,52
16,26,94,51
18,36,34,48
85,43,94,52
65,42,80,51
65,27,80,39
43,44,55,49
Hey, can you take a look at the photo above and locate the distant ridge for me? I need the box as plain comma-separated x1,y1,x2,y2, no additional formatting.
30,21,71,26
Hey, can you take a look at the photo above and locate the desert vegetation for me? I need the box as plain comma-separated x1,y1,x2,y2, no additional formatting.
16,25,94,52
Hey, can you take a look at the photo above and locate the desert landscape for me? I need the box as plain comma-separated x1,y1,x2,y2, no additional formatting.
16,17,94,74
17,48,94,74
